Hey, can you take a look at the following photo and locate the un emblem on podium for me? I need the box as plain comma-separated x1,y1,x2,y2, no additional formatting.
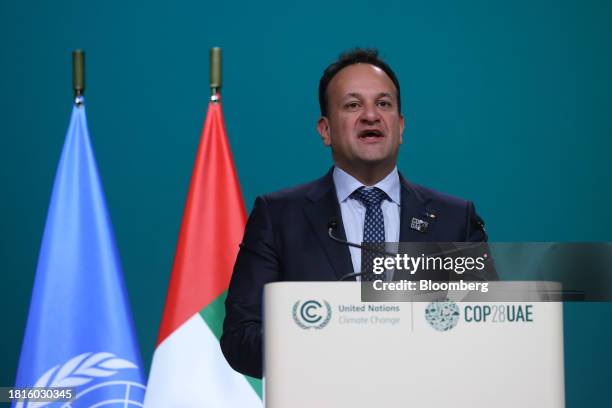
292,300,332,330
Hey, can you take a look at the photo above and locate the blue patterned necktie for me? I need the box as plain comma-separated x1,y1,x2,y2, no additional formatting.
352,187,389,281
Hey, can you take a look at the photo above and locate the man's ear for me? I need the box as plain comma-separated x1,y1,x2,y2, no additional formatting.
317,116,331,146
399,113,405,144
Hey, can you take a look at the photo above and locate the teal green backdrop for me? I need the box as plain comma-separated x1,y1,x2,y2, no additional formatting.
1,0,610,406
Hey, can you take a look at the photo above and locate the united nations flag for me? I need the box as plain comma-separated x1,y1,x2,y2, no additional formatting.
13,95,145,407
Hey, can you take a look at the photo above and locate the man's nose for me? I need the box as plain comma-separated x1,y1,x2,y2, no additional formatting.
359,103,381,124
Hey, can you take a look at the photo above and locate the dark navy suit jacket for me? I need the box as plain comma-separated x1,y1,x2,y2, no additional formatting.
221,169,488,378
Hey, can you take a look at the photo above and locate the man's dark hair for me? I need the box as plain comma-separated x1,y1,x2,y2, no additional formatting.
318,48,401,116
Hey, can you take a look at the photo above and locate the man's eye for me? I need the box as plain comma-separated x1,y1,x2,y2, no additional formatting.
344,102,360,110
377,100,392,108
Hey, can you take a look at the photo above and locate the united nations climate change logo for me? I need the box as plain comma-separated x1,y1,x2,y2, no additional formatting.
17,352,145,408
425,300,460,331
292,300,332,330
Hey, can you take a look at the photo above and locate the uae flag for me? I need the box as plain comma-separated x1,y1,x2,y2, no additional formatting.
144,98,262,406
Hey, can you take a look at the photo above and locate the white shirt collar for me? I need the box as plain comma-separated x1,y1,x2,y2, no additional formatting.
333,166,400,205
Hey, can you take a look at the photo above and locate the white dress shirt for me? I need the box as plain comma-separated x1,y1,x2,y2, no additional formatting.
332,166,401,276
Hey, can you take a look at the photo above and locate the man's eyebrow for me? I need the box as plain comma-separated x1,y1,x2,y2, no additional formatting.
342,92,363,99
377,92,394,99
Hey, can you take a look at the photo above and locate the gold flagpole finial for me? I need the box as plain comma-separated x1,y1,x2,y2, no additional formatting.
72,49,85,105
210,47,222,102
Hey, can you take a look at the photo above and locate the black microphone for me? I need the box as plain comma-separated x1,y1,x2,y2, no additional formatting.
327,217,495,282
327,217,396,281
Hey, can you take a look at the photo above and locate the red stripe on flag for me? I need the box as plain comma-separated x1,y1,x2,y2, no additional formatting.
157,100,247,345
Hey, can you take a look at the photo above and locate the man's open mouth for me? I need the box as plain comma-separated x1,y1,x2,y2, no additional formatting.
358,129,384,138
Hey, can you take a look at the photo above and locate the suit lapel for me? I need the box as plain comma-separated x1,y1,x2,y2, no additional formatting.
303,169,354,280
302,170,435,280
399,175,435,242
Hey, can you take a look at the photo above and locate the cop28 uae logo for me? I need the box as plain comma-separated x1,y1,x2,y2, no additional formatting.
292,300,332,329
425,300,460,331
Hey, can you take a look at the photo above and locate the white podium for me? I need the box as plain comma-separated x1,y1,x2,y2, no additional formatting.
263,282,564,408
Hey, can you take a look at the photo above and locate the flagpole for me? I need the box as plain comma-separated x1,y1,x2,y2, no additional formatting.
72,49,85,106
210,47,222,103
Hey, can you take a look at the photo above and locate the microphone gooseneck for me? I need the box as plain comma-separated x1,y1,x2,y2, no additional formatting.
327,217,493,282
327,217,395,281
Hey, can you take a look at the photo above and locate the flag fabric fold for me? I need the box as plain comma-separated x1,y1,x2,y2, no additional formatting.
14,100,146,407
144,98,262,407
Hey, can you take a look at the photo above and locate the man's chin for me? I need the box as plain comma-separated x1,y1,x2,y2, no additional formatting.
356,151,397,166
352,157,397,173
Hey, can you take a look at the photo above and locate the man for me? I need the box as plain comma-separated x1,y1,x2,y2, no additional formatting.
221,48,488,378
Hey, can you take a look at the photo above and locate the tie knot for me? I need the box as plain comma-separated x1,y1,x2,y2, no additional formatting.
352,187,388,208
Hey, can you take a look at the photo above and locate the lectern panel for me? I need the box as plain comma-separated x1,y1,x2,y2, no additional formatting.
264,282,564,408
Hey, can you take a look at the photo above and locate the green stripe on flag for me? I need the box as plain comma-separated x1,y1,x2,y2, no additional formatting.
200,290,263,399
243,372,263,400
200,291,227,341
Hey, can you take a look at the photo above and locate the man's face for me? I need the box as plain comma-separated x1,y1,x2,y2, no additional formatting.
317,63,404,175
